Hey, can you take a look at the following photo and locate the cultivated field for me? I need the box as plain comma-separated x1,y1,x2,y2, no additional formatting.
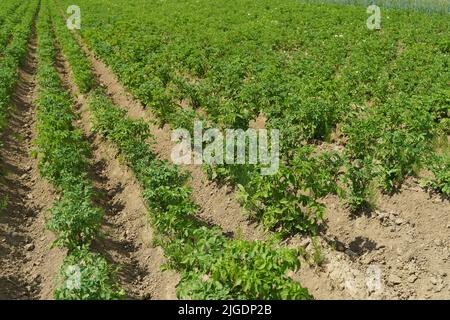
0,0,449,300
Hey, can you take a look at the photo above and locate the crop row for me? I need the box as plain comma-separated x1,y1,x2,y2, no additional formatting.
35,0,123,299
56,0,449,236
89,91,312,299
56,0,357,235
0,0,30,55
300,0,450,14
0,0,20,26
49,0,313,300
0,0,38,137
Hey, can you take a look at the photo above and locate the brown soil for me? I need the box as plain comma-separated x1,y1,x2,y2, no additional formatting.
293,177,450,300
53,43,178,300
0,25,64,300
73,32,450,300
75,37,266,242
248,113,267,130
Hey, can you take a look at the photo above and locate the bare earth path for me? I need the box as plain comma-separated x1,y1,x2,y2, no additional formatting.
0,25,64,300
66,28,450,300
54,43,178,300
74,35,266,242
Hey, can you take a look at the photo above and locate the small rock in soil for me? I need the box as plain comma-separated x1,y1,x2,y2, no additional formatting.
143,292,152,300
376,211,386,219
25,243,35,251
335,241,346,252
408,275,418,283
345,249,358,259
434,286,443,293
388,274,402,285
430,277,438,285
434,239,443,247
10,231,21,238
300,238,311,247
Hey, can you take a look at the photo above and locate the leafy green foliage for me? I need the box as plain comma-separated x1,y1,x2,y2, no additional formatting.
177,240,312,300
423,153,450,196
50,4,95,93
36,5,102,250
35,0,122,299
55,247,124,300
0,0,38,134
89,91,312,300
46,185,103,250
300,0,450,14
342,99,435,210
237,147,341,235
57,0,449,227
49,0,449,299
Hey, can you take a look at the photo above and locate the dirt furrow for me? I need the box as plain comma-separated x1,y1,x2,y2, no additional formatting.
0,25,64,300
53,46,178,300
69,31,450,301
319,179,450,299
73,36,266,242
290,176,450,300
71,34,370,300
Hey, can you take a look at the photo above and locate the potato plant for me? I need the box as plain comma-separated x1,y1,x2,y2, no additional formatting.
55,0,449,224
35,1,122,299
